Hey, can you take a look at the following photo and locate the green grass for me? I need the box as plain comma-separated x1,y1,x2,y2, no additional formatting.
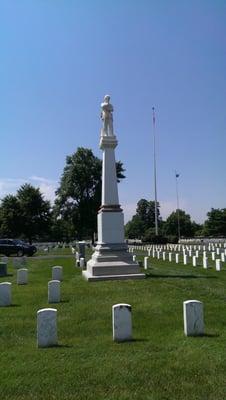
1,251,226,400
35,246,73,256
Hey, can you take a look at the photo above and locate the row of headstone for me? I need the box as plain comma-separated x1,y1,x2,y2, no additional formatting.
129,243,226,256
0,279,61,307
1,257,27,270
36,300,205,348
0,265,63,307
142,252,224,271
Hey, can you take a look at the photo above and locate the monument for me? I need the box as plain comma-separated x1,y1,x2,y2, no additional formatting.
82,96,145,281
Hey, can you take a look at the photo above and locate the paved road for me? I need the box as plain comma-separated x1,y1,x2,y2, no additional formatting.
32,255,75,260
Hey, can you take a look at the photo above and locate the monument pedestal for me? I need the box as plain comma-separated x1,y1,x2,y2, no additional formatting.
82,97,145,282
83,211,145,281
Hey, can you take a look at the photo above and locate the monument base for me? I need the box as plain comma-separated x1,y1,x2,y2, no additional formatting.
82,270,145,281
82,243,146,282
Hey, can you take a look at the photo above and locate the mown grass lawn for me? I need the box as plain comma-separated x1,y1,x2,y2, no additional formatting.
1,251,226,400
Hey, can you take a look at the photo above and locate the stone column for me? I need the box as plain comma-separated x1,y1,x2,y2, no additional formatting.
83,96,145,281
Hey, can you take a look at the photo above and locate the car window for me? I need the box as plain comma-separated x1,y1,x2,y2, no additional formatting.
0,239,8,244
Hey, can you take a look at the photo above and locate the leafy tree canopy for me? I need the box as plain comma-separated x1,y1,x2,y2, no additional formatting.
54,147,125,239
164,209,194,238
125,199,161,240
0,184,52,243
203,208,226,237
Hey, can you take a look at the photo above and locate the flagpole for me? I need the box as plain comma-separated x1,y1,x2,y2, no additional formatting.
175,171,180,240
152,107,158,236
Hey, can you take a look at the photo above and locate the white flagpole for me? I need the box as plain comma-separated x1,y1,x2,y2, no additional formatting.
175,171,180,240
152,107,158,236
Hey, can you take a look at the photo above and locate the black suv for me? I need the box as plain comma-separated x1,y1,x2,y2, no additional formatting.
0,239,37,257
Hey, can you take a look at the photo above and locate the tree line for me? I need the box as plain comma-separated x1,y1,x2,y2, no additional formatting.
125,199,226,243
0,147,225,243
0,148,125,243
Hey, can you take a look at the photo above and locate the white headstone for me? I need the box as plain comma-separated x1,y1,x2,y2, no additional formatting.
203,257,208,269
162,252,166,261
221,253,225,263
183,255,188,265
0,282,11,306
216,259,221,271
52,266,63,281
37,308,57,348
17,268,28,285
80,258,85,269
192,256,197,267
132,255,136,262
144,257,148,270
175,253,179,264
112,303,132,342
168,252,172,262
211,252,215,261
48,280,60,303
183,300,204,336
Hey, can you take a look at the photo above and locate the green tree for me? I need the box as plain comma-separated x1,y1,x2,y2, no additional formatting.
192,221,204,237
17,184,52,243
125,215,146,239
164,209,194,238
136,199,160,228
125,199,162,240
0,195,22,238
0,185,52,242
203,208,226,237
55,147,125,239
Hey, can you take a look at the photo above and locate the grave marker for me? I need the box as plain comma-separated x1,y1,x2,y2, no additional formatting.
112,304,132,342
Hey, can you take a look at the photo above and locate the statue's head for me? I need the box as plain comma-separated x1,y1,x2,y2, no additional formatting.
104,95,110,103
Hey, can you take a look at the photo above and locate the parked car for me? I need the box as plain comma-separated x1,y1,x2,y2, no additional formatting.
0,239,37,257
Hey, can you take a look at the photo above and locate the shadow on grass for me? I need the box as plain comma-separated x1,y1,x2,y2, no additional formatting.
10,304,21,307
48,300,70,304
115,338,149,344
190,333,220,338
39,344,73,349
145,273,217,280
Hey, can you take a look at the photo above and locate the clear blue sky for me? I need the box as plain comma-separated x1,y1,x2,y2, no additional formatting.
0,0,225,223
